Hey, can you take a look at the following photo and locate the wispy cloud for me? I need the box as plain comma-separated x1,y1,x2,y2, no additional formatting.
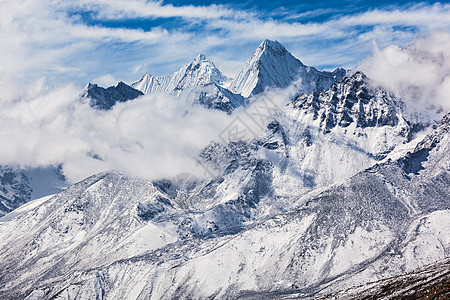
358,31,450,121
1,0,449,84
71,0,245,20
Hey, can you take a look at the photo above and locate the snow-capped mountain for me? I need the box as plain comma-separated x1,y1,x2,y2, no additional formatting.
228,39,346,97
131,54,245,113
0,108,447,299
255,71,412,198
132,54,230,95
1,35,448,300
127,40,345,113
82,81,144,110
83,40,346,114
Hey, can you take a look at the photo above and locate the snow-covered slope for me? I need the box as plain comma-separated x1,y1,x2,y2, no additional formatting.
0,111,447,299
82,81,144,110
182,83,247,113
0,66,448,298
228,39,346,97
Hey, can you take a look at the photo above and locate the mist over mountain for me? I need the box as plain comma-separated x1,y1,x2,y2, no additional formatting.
0,30,449,300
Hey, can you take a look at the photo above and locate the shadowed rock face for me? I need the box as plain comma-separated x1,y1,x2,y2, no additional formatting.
292,72,405,133
82,81,144,110
316,258,450,300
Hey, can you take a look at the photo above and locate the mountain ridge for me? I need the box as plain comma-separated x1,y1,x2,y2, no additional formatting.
84,40,346,112
228,39,347,97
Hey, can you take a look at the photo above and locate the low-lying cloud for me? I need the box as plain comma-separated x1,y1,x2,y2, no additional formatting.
357,31,450,122
0,78,293,183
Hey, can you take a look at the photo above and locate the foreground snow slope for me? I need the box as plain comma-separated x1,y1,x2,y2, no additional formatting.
317,257,450,299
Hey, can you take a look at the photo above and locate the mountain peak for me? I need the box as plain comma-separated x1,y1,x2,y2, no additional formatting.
229,39,346,98
190,53,219,70
83,81,143,110
194,53,208,63
259,39,287,54
132,54,229,97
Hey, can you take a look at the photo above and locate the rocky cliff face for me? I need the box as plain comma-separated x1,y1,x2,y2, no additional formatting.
82,82,144,110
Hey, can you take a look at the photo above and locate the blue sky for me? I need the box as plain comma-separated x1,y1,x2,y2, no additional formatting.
1,0,449,87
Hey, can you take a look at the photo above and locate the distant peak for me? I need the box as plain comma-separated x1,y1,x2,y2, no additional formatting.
193,53,211,64
195,53,207,60
141,73,153,79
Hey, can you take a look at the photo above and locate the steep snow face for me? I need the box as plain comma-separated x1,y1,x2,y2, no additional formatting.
0,112,447,300
132,54,230,96
256,71,412,200
131,54,243,113
228,39,346,97
82,82,143,110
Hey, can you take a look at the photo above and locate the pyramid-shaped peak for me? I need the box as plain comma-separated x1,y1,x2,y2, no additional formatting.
258,39,288,53
195,53,207,61
193,53,214,65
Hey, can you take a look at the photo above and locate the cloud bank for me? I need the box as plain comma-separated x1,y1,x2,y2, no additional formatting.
358,31,450,122
0,78,295,183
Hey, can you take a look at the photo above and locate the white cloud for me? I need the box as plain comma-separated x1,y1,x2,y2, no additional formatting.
93,74,120,87
0,79,295,183
71,0,245,20
357,31,450,122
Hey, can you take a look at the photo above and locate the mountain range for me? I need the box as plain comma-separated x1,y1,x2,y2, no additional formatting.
83,40,346,113
0,39,448,299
